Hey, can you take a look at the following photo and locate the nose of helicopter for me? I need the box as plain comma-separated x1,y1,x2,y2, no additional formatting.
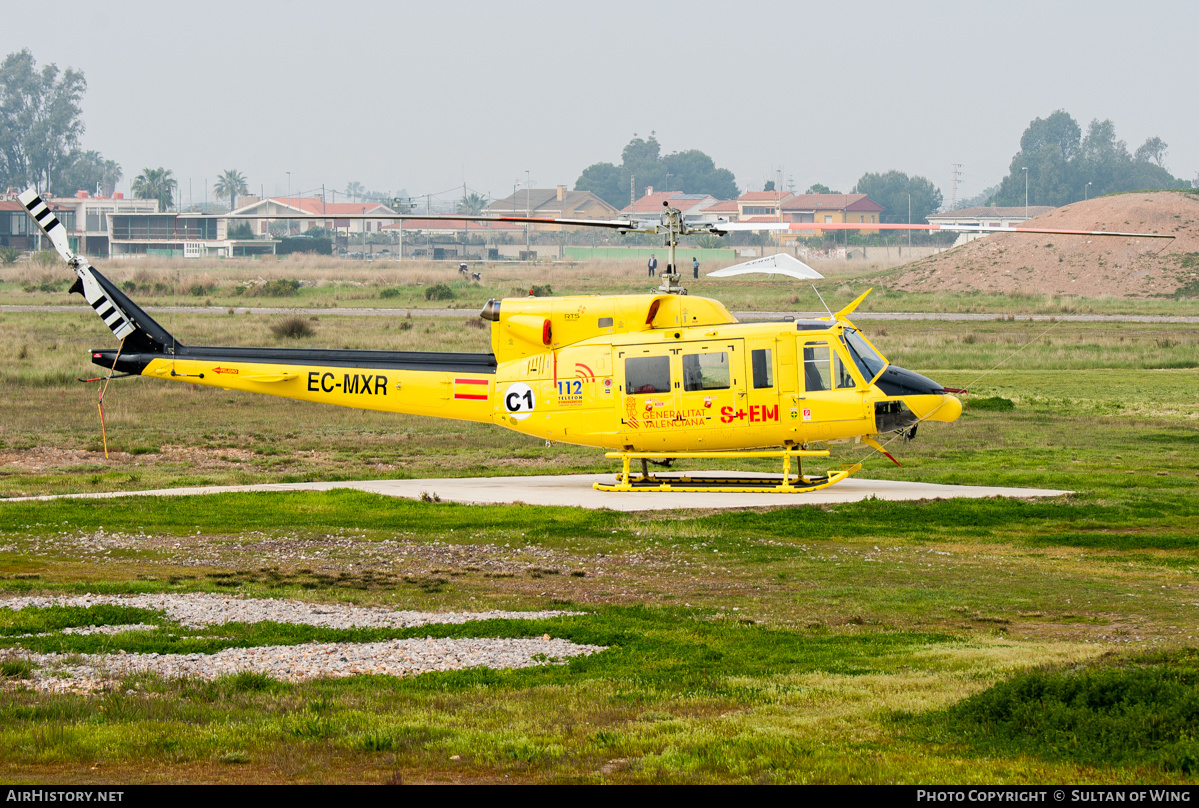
875,364,963,423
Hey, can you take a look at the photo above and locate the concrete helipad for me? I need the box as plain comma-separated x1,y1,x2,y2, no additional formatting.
8,473,1070,512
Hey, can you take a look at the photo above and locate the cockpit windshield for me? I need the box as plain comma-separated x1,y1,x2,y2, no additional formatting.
841,328,888,382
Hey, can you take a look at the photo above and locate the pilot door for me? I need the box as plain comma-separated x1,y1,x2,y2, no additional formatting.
795,338,870,441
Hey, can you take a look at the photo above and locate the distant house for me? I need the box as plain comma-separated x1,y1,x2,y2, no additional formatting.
621,191,719,219
40,191,158,256
1,191,267,258
779,193,885,240
736,190,794,219
0,200,74,250
228,197,399,236
927,205,1056,244
702,199,740,222
484,186,620,229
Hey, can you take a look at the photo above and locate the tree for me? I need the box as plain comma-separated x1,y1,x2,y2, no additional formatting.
457,192,487,215
575,133,739,208
1134,136,1168,169
763,180,775,192
993,111,1187,206
0,49,87,193
55,150,121,196
575,162,625,208
660,149,737,199
344,181,364,202
854,170,942,224
131,167,177,211
214,169,248,211
805,183,840,195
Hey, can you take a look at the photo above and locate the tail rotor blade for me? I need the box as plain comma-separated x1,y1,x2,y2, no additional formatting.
18,189,137,342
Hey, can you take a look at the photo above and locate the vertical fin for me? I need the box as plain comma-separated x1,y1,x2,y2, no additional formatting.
18,188,137,342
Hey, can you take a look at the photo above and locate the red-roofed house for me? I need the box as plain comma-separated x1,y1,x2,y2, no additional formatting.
229,197,399,236
702,199,740,220
736,191,794,219
779,193,884,240
484,186,620,230
621,191,719,218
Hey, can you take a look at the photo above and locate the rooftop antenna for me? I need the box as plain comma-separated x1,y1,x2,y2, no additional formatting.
811,284,833,317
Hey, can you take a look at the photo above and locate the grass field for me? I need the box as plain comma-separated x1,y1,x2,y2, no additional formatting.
0,284,1197,783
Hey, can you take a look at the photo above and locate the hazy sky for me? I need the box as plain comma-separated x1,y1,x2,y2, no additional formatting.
6,0,1196,208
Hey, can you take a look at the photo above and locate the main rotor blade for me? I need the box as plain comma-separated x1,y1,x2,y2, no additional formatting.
713,221,1173,239
180,211,648,230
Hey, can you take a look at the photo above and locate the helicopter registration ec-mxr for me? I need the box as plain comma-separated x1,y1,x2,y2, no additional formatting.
19,188,1168,493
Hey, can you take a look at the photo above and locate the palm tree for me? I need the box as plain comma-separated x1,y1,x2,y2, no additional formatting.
131,167,177,212
214,169,248,211
345,181,364,202
457,192,487,215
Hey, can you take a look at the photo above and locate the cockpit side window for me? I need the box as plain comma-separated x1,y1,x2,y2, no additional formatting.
802,342,831,392
833,352,856,389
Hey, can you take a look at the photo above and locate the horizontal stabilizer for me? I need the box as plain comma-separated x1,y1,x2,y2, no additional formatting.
707,252,824,280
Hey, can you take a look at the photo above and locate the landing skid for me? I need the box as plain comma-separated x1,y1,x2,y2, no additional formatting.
594,450,863,493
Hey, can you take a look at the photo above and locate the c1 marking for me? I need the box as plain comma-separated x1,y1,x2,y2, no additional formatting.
504,382,535,421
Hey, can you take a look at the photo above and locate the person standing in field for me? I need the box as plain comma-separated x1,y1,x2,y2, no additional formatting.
692,257,699,279
648,254,657,277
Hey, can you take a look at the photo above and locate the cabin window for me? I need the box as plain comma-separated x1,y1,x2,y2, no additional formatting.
626,356,671,394
682,352,730,391
803,343,831,392
751,348,773,389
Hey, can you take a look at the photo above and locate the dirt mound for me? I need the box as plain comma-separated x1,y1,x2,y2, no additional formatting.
882,190,1199,298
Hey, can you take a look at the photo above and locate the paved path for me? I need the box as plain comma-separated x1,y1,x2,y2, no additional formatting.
6,473,1070,512
5,303,1196,323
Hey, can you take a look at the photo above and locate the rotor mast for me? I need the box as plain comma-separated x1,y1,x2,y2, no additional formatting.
657,201,687,295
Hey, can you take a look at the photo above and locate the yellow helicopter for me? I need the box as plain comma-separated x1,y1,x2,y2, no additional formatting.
17,190,1170,493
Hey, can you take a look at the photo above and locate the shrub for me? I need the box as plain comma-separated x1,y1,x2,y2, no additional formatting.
270,316,316,338
226,221,255,240
425,283,454,301
928,650,1199,772
0,247,20,265
529,284,553,297
379,287,403,299
259,278,302,297
278,236,332,256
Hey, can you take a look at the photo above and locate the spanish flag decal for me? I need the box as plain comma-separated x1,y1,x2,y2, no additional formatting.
453,378,489,401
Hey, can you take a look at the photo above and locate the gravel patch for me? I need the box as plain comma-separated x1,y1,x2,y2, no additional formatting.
0,592,582,629
10,636,604,694
0,593,600,693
